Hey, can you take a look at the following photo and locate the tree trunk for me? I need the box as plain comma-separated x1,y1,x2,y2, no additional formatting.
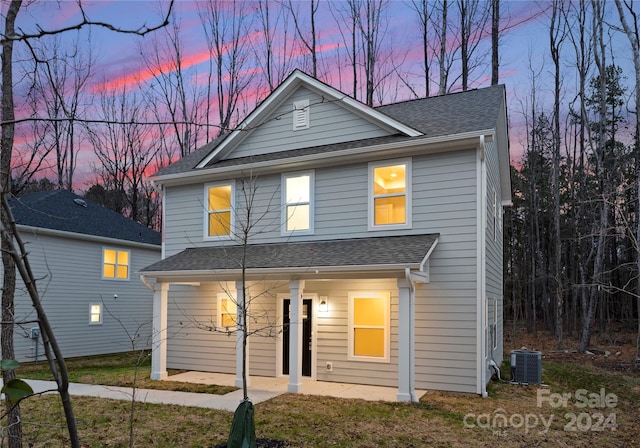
1,2,24,446
491,0,499,85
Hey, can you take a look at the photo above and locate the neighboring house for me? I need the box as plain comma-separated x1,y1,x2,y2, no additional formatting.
141,70,510,400
7,189,161,362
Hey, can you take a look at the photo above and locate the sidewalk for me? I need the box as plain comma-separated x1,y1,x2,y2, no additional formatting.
22,373,417,412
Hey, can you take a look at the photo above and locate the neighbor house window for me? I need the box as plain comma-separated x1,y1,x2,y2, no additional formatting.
218,293,237,329
282,171,314,234
103,248,130,280
89,304,102,325
205,182,233,239
348,291,390,362
369,159,411,230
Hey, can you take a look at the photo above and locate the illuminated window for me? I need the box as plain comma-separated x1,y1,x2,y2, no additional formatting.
218,294,237,329
282,171,314,234
205,183,233,239
348,291,390,362
103,248,130,280
89,304,102,325
369,159,411,230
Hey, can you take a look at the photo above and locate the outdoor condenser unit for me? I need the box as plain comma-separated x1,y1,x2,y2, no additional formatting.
510,350,542,384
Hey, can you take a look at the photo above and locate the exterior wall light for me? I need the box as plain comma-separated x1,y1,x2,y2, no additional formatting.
319,296,328,313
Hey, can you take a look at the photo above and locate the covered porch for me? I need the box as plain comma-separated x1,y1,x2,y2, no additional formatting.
140,234,439,403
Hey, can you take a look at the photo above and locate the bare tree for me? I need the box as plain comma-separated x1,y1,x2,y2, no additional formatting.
614,0,640,359
142,16,206,158
458,0,490,91
409,0,432,97
255,0,299,93
285,0,321,78
198,0,256,135
491,0,500,85
430,0,457,94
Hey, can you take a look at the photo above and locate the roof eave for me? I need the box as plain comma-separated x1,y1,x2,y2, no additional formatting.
17,225,161,250
139,262,421,283
153,130,494,187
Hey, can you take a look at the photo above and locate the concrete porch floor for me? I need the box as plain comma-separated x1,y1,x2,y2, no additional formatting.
168,371,426,404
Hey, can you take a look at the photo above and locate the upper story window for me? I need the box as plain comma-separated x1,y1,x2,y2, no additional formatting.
368,159,411,230
348,291,390,363
103,248,129,280
282,171,314,235
293,99,309,130
205,182,234,239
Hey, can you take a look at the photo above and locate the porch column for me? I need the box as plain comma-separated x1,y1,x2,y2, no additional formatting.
151,282,169,380
397,278,417,402
288,280,305,393
235,281,249,388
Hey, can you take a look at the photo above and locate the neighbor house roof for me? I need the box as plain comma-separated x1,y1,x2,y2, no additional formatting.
140,234,438,281
155,83,507,178
10,189,161,246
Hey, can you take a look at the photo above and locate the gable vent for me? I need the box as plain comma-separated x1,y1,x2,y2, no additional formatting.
293,99,309,130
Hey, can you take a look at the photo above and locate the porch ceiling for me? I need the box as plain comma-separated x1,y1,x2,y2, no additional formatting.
140,234,439,282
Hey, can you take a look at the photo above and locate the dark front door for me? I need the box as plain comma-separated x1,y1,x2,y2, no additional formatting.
283,299,312,377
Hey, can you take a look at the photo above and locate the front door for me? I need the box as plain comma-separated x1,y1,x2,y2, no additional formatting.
282,299,312,377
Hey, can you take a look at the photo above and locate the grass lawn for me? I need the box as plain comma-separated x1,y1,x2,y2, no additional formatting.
10,352,640,447
18,351,237,395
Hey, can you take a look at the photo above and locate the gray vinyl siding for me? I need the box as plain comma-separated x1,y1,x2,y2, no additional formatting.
229,87,393,159
163,148,478,254
162,148,480,392
485,140,504,369
9,232,159,362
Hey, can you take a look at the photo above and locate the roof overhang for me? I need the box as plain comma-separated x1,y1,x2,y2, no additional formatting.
17,225,161,251
153,131,492,188
140,234,439,284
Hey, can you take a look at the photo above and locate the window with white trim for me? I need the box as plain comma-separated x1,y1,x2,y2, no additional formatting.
348,291,390,362
293,99,309,130
89,304,102,325
282,171,314,234
369,159,411,230
103,248,130,280
205,182,234,239
218,293,237,329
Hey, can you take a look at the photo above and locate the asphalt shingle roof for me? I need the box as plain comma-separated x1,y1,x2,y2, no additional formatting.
10,189,161,246
141,234,438,273
155,84,505,177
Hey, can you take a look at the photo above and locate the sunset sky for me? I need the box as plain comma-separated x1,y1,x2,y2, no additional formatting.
4,0,638,187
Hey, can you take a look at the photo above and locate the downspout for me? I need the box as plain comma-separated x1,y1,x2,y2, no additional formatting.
477,135,488,398
404,268,417,402
140,274,154,291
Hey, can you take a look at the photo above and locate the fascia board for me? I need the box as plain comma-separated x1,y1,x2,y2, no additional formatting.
195,71,422,169
16,225,161,251
157,130,493,187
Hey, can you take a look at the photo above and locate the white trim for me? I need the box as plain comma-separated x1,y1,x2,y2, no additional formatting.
293,99,310,130
195,70,422,169
476,137,488,397
16,225,160,251
102,247,131,281
281,170,315,236
89,303,103,325
347,291,391,363
368,158,412,231
156,131,490,187
203,181,235,241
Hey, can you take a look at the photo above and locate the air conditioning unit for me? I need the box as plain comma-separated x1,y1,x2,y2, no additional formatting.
510,350,542,384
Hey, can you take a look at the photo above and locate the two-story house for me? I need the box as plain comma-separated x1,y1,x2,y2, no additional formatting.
141,70,510,401
8,189,161,361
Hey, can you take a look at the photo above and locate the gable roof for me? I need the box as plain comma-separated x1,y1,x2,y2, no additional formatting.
195,70,423,169
140,234,438,281
10,189,161,246
154,82,507,180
